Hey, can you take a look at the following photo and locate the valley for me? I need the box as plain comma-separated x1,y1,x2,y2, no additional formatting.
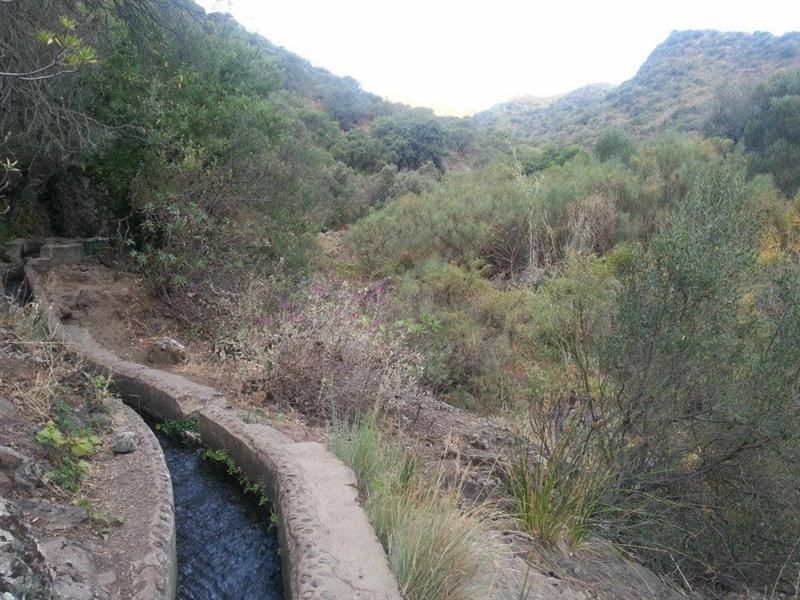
2,2,800,598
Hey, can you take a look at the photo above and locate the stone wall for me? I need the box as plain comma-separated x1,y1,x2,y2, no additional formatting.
4,237,109,266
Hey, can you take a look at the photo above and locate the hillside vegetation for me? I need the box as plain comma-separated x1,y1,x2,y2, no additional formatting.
476,30,800,143
3,3,800,598
0,0,463,303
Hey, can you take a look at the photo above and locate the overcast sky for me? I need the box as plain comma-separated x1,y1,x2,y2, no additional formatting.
196,0,800,116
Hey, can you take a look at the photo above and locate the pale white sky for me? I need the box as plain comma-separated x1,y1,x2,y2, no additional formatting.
197,0,800,116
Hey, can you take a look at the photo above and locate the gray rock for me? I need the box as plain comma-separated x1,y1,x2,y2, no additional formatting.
0,446,27,471
40,537,108,600
146,337,186,365
17,499,88,533
0,497,55,598
0,447,44,489
112,432,137,454
12,459,45,488
0,396,16,416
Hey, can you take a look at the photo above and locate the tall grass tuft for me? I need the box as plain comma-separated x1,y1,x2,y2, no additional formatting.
330,412,498,600
505,403,611,547
506,448,608,547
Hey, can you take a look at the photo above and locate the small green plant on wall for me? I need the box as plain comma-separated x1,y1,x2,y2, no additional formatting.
158,417,200,437
202,448,270,507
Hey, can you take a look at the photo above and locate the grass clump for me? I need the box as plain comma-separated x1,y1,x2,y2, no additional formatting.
505,438,609,547
330,412,498,600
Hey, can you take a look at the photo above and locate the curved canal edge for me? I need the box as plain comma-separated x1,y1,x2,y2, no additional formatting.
25,261,403,600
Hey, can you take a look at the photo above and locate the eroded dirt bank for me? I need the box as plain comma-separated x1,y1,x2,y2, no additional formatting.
0,314,175,600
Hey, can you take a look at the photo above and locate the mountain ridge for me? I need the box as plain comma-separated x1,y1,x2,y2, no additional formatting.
474,29,800,142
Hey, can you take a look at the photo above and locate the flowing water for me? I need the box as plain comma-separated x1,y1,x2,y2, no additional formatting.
155,431,284,600
2,275,28,304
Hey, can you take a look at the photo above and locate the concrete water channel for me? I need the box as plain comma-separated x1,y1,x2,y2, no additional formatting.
155,429,283,599
14,237,402,600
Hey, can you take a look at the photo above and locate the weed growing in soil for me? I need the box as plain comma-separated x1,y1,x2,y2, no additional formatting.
47,456,91,493
36,419,101,493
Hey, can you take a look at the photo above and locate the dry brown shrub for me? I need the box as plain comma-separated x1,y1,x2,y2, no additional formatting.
261,287,425,422
567,195,617,255
0,300,86,419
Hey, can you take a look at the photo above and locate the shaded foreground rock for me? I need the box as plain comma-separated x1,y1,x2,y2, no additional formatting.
17,499,88,533
1,498,108,599
0,497,54,599
0,445,44,490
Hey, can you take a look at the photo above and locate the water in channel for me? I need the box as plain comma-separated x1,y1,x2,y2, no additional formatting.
155,430,284,600
2,275,29,305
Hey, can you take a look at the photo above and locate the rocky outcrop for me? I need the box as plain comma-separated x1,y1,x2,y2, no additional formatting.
0,497,112,600
0,446,44,490
0,497,54,599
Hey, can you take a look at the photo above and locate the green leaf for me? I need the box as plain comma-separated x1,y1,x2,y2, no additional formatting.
36,421,66,447
69,436,95,457
63,34,82,49
58,16,77,30
35,31,56,45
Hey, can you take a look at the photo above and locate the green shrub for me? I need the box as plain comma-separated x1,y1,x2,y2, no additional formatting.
602,163,800,590
594,128,636,164
158,417,199,438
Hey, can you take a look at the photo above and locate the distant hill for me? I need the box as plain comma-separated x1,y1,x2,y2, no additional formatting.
474,30,800,143
207,11,405,129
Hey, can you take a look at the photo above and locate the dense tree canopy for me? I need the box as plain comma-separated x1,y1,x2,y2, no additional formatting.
708,67,800,195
